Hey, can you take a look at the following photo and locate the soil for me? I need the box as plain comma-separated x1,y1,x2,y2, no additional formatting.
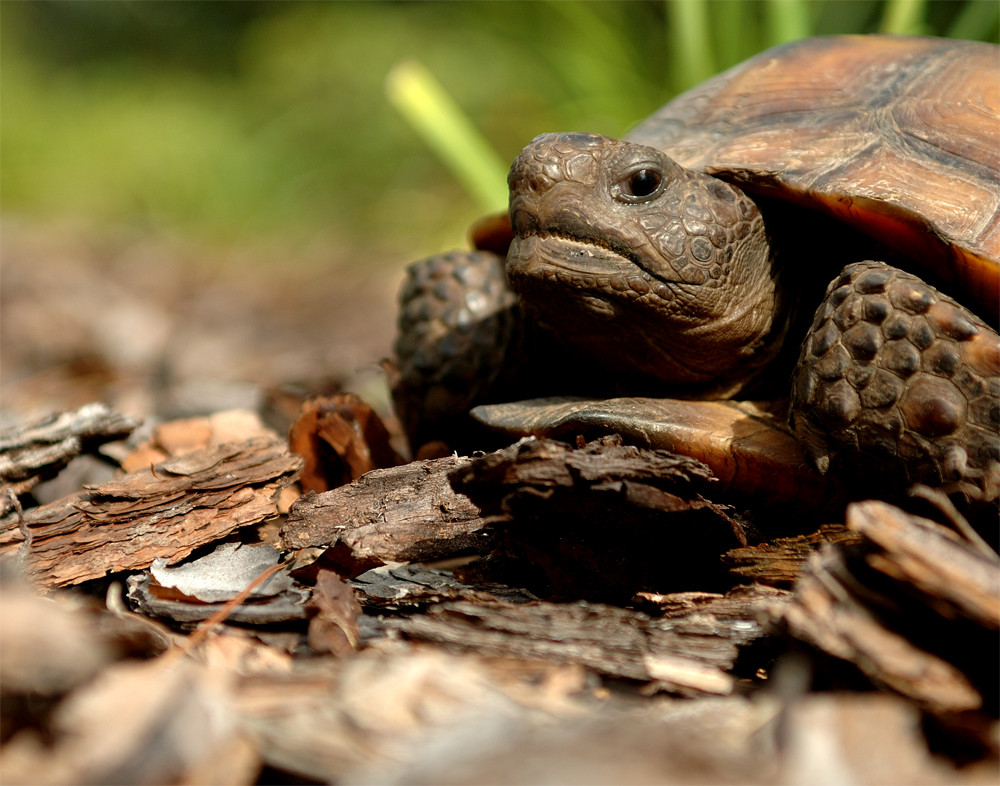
1,217,402,428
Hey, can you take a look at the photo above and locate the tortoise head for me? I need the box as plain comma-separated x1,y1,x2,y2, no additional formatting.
506,132,787,397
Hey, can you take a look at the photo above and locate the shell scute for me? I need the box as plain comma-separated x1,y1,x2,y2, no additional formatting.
627,36,1000,318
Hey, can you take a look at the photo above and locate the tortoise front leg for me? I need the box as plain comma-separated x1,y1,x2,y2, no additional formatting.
392,249,523,452
790,260,1000,508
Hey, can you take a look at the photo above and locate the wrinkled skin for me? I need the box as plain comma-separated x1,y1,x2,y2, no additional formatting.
500,132,1000,501
506,133,789,399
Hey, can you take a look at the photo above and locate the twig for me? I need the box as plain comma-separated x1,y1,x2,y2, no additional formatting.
165,559,294,662
908,485,997,561
2,484,31,564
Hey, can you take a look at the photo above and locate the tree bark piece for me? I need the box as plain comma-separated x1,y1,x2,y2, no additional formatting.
778,547,982,712
775,501,999,714
449,433,716,505
449,436,747,602
385,583,788,696
0,402,139,499
280,456,491,575
0,437,302,590
847,501,1000,629
724,523,863,587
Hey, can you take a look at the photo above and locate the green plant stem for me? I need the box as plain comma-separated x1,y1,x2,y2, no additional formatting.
386,60,509,213
666,0,715,92
880,0,928,34
763,0,812,46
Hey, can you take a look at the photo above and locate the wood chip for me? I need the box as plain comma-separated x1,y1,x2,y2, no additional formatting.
776,693,978,786
384,583,785,696
125,543,309,627
235,648,552,783
280,455,491,574
449,436,748,601
776,543,984,713
0,437,302,589
1,657,256,786
0,402,139,498
449,434,716,504
306,569,363,655
121,409,281,472
847,501,1000,629
725,523,863,586
773,501,1000,716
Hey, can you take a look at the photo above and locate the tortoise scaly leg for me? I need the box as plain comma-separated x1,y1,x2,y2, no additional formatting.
790,260,1000,510
392,249,522,452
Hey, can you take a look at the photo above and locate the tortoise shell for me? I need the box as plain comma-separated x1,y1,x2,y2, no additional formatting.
627,35,1000,322
396,36,1000,508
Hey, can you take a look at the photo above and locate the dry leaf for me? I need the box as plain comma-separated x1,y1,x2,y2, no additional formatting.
289,393,403,493
149,543,292,603
306,569,362,655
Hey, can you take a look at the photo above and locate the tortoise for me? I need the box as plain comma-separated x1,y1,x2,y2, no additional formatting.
393,35,1000,514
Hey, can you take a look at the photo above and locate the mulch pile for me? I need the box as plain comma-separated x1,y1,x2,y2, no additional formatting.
1,222,996,784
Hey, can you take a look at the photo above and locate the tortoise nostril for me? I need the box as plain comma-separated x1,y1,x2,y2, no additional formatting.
509,206,537,237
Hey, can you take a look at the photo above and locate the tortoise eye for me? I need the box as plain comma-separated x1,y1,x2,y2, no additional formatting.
613,167,663,202
629,169,661,196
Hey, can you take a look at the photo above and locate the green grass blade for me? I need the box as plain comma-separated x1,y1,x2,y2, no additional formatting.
879,0,928,34
386,60,509,213
665,0,715,91
711,0,755,69
946,0,1000,41
544,1,654,124
763,0,813,46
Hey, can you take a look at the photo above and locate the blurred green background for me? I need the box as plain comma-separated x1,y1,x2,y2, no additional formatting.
2,0,998,264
